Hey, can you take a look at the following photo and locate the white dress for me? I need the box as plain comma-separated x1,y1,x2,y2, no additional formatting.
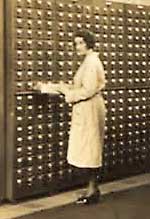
65,52,106,168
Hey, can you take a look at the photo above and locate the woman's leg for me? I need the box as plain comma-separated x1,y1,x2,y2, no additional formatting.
76,168,101,204
86,168,100,196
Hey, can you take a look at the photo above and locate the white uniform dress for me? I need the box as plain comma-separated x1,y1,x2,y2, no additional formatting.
64,52,106,168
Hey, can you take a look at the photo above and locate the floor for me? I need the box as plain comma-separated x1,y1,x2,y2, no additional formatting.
0,173,150,219
15,184,150,219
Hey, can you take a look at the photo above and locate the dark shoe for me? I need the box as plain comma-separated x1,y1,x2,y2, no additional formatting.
76,190,100,205
76,196,88,204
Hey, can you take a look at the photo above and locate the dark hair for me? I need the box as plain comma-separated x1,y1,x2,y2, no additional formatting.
75,29,96,49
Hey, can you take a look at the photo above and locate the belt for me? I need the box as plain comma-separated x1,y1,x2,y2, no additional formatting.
73,92,100,105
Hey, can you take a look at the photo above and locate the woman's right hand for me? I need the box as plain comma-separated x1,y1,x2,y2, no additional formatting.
33,81,43,91
32,81,70,95
58,81,69,95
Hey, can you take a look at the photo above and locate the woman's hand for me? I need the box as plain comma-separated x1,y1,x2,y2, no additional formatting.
32,81,71,96
58,82,69,95
33,81,43,91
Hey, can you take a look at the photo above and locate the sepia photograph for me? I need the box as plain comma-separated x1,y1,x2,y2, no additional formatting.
0,0,150,218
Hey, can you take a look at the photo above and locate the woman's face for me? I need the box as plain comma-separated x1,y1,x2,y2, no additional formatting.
74,37,88,55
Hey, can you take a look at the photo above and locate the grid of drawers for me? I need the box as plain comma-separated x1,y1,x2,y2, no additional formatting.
6,0,150,200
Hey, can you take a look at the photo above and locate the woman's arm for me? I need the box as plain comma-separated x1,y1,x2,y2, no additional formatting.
33,81,74,95
62,61,106,103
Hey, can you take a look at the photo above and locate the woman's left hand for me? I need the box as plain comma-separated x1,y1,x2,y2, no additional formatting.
58,82,69,95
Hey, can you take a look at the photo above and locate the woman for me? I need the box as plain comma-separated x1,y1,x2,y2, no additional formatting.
35,30,106,204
